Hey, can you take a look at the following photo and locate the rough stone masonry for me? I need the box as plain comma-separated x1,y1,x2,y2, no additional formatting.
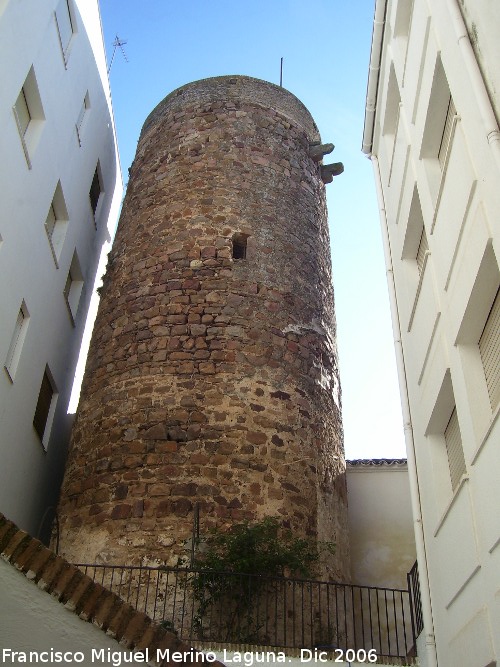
57,75,350,581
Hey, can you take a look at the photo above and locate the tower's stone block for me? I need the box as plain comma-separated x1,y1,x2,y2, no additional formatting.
57,76,349,580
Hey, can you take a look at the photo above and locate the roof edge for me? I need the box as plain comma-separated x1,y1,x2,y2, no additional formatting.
347,458,408,467
362,0,388,155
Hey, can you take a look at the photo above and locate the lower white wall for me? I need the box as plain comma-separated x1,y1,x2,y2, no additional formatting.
0,558,130,666
346,461,416,590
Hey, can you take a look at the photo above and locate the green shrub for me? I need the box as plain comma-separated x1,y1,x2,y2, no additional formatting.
190,517,335,643
194,516,323,577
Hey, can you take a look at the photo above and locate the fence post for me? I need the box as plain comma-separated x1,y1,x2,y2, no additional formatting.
407,567,417,654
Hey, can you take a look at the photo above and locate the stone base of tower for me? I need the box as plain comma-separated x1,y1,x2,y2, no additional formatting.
57,370,350,581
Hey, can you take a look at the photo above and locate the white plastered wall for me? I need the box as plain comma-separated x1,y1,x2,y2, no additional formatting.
347,462,416,590
0,0,122,539
366,1,500,665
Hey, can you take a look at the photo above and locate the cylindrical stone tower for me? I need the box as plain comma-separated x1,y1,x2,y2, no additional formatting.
58,76,349,580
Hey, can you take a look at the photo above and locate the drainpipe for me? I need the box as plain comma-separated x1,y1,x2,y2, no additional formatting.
446,0,500,171
362,0,387,155
371,155,439,667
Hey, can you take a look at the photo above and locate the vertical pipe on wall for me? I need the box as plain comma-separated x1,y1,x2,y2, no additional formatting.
447,0,500,170
362,0,387,155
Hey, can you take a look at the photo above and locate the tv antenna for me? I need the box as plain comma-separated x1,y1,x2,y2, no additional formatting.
108,35,128,74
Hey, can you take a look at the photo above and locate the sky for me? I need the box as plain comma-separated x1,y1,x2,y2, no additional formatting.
95,0,406,460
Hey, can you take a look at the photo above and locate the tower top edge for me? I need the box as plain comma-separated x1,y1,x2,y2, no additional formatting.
141,75,321,141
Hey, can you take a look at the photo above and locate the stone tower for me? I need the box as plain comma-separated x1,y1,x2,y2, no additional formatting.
57,76,349,580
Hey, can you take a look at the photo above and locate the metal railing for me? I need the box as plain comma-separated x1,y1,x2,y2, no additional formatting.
407,561,423,638
77,564,417,658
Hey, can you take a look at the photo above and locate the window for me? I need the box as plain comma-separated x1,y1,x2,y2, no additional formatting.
382,65,402,183
33,369,57,448
45,204,56,238
232,233,248,259
55,0,75,61
420,57,455,203
438,96,456,169
393,0,415,86
89,164,103,218
76,92,90,145
45,182,69,264
402,187,430,330
4,302,29,381
426,372,467,511
416,227,428,276
13,67,45,167
14,89,30,137
444,407,466,491
455,243,499,436
479,287,500,410
393,0,414,38
383,65,401,138
64,252,84,322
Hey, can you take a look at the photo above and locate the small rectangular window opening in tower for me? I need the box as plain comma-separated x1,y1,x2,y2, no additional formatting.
232,233,247,260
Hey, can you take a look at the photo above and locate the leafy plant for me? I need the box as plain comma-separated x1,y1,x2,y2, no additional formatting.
194,516,322,577
189,517,334,644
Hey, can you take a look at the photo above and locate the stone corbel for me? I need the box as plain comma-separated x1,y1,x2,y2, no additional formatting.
321,163,344,183
309,142,335,162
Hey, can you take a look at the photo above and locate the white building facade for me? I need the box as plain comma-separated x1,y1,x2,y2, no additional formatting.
0,0,122,541
363,2,500,666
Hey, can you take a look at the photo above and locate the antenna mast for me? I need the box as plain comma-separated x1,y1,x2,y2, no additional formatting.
108,35,128,74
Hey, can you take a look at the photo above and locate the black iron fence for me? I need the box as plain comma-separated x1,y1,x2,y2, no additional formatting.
407,561,423,639
77,564,417,659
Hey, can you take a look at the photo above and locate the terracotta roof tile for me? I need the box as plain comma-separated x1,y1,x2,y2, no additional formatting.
78,580,107,620
37,554,67,591
121,612,152,648
63,573,94,611
347,458,408,467
92,589,122,630
105,602,136,642
1,527,31,560
11,537,44,572
58,567,87,604
25,546,54,581
135,623,162,651
0,516,16,544
49,562,80,599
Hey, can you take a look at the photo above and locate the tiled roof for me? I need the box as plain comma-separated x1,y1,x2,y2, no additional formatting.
347,458,408,467
0,512,225,666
